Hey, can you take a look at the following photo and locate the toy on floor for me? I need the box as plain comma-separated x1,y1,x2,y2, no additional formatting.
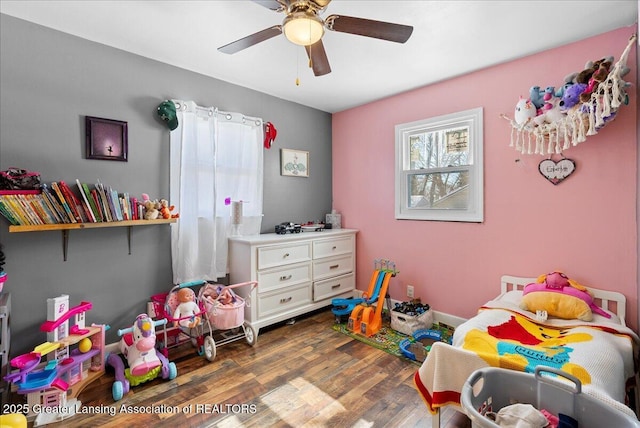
106,313,177,401
347,259,398,337
0,413,27,428
3,295,107,426
331,258,393,322
399,329,452,362
152,280,257,363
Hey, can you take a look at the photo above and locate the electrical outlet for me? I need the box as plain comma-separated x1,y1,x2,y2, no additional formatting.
407,284,414,299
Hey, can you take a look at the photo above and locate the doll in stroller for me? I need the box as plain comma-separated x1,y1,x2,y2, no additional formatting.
153,280,257,362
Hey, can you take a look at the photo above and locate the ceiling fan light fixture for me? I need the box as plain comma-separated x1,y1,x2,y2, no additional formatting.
283,11,324,46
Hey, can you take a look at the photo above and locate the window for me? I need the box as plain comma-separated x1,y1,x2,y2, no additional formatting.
395,108,483,222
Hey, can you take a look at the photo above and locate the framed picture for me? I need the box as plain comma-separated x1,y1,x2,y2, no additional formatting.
281,148,309,177
85,116,128,161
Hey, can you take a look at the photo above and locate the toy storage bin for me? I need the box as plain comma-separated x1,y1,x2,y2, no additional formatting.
461,366,640,428
390,307,433,335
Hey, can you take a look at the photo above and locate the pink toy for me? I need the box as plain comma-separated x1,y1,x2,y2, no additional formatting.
119,313,162,376
108,314,176,401
523,271,611,318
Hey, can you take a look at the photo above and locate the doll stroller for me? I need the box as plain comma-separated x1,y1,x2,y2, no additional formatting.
151,281,216,361
151,280,257,362
197,281,258,361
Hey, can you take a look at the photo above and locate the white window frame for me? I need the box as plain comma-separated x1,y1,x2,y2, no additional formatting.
395,107,483,222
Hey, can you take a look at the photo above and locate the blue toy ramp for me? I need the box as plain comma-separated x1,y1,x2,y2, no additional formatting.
331,270,387,317
331,297,365,316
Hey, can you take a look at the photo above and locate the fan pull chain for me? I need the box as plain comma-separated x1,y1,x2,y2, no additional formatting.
295,46,300,86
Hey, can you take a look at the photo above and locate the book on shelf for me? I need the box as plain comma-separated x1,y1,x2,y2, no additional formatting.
50,182,77,223
0,198,19,225
0,179,170,227
59,181,89,223
75,179,98,222
78,180,102,222
41,184,70,223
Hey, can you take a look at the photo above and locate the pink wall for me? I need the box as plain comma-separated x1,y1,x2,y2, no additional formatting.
332,27,638,332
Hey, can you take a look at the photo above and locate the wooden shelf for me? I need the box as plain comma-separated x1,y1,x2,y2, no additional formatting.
9,218,176,260
8,218,176,232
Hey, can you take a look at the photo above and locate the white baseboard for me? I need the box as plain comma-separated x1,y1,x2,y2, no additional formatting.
350,289,467,328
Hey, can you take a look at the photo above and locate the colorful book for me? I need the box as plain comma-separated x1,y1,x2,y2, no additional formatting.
75,179,97,222
59,181,86,222
0,198,20,225
51,182,77,223
41,184,69,223
95,181,112,222
80,182,102,222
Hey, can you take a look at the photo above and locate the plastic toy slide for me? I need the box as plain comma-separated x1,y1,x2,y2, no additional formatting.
331,269,383,317
358,271,392,337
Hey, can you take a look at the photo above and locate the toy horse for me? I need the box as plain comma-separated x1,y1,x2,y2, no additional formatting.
106,314,177,400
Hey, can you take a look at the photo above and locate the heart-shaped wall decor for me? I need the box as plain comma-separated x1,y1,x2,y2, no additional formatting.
538,158,576,185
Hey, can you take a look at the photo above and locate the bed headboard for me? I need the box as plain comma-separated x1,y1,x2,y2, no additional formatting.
500,275,627,326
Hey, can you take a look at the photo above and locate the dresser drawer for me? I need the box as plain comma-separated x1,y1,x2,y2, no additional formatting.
313,273,355,302
257,262,312,293
313,254,353,281
258,283,312,318
313,236,353,259
258,242,311,270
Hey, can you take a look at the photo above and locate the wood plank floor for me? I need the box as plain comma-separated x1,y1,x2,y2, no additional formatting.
9,308,470,428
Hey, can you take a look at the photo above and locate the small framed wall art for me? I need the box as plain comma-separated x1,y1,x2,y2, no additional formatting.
281,148,309,177
85,116,128,161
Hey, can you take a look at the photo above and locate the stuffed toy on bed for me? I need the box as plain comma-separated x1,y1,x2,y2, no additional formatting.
520,271,611,321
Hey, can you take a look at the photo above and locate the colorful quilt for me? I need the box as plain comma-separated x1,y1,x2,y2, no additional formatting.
414,292,639,417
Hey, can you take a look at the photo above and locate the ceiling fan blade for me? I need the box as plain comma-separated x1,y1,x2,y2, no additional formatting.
304,40,331,76
325,15,413,43
218,26,282,54
251,0,287,11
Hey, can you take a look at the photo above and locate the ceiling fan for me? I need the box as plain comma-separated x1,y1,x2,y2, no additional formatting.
218,0,413,76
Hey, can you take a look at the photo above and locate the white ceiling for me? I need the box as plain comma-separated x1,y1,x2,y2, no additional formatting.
1,1,637,113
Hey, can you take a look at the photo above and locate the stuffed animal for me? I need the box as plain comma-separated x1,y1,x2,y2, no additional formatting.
143,199,159,220
159,199,179,219
514,97,537,125
520,271,611,321
573,56,613,85
173,288,201,328
559,83,587,110
529,86,545,110
579,59,612,103
141,193,160,220
532,96,565,126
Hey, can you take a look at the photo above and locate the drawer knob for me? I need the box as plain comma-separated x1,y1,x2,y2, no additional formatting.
283,253,290,258
329,264,339,269
279,297,292,304
332,246,337,250
280,274,292,281
331,283,341,289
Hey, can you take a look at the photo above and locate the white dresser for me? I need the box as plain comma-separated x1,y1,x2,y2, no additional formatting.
229,229,357,334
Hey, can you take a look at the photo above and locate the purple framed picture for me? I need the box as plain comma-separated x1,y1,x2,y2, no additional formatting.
85,116,128,161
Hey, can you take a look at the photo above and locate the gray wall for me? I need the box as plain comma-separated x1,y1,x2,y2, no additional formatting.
0,14,332,356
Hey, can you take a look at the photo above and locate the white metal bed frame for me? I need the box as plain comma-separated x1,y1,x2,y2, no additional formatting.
430,275,634,428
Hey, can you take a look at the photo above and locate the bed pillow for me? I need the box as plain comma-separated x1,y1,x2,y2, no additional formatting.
520,289,593,321
519,271,609,321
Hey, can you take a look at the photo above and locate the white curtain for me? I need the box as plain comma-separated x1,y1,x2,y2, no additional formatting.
169,100,263,283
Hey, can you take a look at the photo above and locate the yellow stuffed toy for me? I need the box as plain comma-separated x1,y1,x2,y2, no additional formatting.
519,271,611,321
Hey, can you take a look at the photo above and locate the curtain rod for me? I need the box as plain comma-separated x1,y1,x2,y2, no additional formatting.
172,100,262,127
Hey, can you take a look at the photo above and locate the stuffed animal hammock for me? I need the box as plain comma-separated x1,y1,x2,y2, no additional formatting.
503,34,636,156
